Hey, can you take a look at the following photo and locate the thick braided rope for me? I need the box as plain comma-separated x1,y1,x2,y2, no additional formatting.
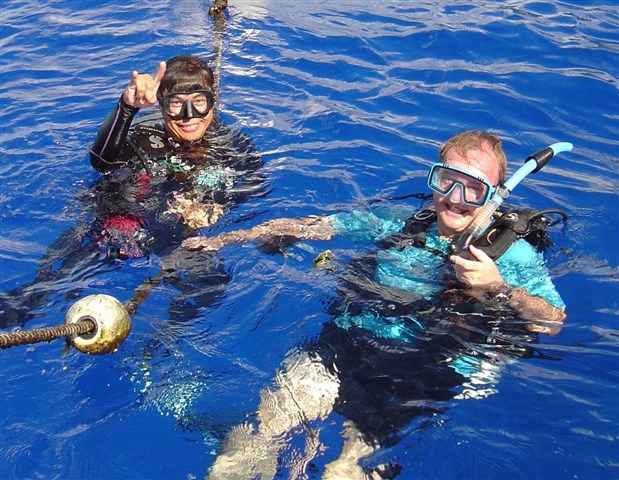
0,319,96,349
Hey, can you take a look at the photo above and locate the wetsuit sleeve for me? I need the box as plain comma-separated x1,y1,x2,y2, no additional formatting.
329,208,408,242
497,240,565,309
90,96,140,173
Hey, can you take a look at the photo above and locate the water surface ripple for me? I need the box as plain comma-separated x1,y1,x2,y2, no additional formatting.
0,0,618,479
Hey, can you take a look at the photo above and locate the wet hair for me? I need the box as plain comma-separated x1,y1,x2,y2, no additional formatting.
439,130,507,184
158,55,214,98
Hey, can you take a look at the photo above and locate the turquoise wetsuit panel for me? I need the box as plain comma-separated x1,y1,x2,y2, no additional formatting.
330,208,409,242
497,239,565,310
374,228,451,299
330,208,565,341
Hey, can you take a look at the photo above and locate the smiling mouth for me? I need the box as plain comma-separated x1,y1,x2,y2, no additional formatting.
443,201,470,216
176,122,201,131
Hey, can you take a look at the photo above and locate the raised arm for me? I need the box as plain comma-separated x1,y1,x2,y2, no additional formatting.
90,62,166,172
182,215,336,251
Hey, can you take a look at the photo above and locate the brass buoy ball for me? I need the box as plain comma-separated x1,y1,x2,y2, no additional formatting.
64,294,131,355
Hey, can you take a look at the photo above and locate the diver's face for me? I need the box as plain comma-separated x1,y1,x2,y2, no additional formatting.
433,145,500,237
163,93,214,143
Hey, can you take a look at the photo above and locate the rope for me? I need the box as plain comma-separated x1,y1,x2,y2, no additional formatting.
209,0,228,106
0,318,96,350
208,0,228,17
0,261,164,349
125,273,164,316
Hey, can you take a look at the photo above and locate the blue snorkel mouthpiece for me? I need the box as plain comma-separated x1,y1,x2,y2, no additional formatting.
451,141,573,255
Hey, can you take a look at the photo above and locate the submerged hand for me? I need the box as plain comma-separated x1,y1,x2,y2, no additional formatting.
167,194,224,229
122,61,167,109
450,244,505,290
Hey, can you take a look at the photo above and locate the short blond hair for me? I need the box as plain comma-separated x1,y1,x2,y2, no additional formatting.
439,130,507,184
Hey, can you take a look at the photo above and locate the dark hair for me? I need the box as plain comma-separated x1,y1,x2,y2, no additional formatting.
158,55,214,98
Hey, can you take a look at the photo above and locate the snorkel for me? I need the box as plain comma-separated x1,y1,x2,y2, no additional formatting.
451,141,573,254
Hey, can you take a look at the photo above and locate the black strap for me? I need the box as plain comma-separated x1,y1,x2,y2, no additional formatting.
378,207,565,261
473,208,560,259
377,209,437,252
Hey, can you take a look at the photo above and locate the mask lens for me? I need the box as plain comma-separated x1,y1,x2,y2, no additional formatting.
191,93,210,114
429,165,492,206
166,95,185,116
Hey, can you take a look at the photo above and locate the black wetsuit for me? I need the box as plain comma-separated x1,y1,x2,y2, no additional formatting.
0,97,264,328
90,96,264,258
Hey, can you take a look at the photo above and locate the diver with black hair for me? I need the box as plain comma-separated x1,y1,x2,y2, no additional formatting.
184,130,567,479
91,55,264,258
0,55,264,329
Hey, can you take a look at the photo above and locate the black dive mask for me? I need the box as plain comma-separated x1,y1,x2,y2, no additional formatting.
159,88,214,121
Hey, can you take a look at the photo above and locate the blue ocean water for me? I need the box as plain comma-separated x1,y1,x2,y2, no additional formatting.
1,0,618,478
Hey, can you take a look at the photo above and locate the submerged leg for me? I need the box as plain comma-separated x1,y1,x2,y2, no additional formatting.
161,247,229,324
322,421,376,480
288,426,324,480
207,350,340,480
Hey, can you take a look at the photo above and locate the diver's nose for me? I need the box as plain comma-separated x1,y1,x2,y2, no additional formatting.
446,183,465,204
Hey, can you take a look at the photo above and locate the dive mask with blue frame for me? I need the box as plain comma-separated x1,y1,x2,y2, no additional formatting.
427,163,497,207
